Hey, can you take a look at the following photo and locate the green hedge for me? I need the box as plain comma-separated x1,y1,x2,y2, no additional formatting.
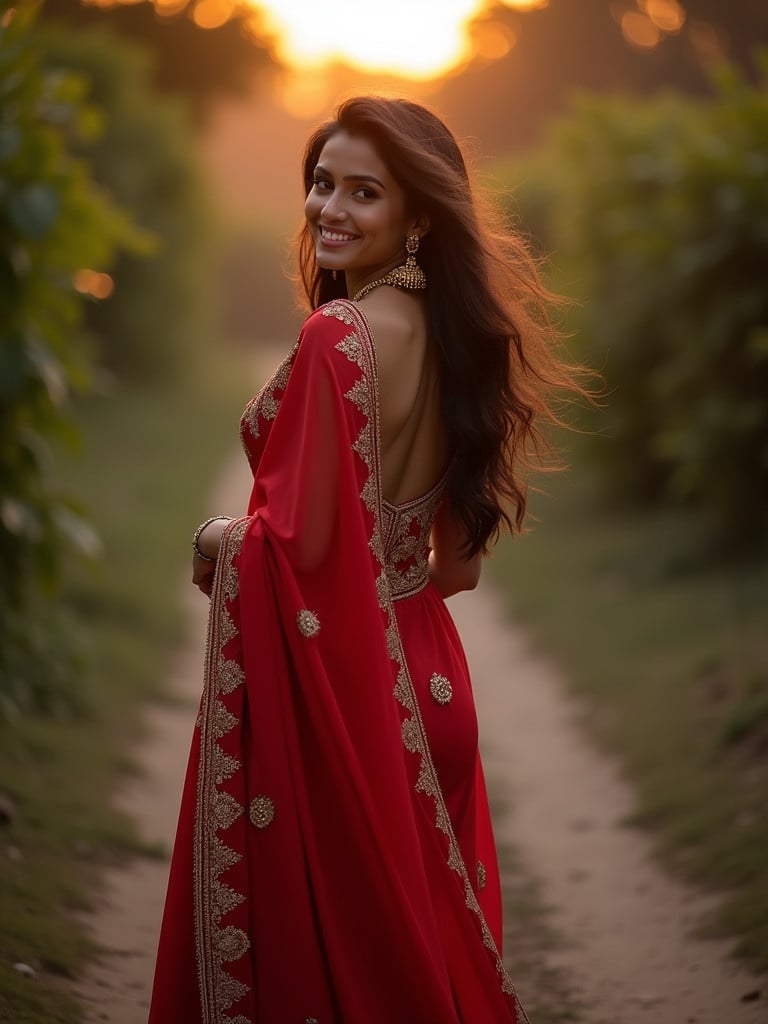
0,2,144,716
500,64,768,549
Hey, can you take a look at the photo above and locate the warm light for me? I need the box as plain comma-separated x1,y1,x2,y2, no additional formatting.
471,20,517,62
251,0,482,79
498,0,548,9
621,10,661,49
156,0,188,16
192,0,235,28
278,70,334,120
640,0,685,33
74,269,115,299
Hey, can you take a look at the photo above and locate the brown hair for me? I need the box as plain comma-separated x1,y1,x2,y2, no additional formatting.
297,95,587,556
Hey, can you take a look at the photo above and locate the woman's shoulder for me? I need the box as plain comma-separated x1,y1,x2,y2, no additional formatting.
299,300,366,349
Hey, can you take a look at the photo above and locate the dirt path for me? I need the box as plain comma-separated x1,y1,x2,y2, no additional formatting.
74,456,765,1024
450,583,765,1024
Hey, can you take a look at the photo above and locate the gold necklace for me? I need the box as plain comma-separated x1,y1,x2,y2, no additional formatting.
351,272,400,302
350,245,427,302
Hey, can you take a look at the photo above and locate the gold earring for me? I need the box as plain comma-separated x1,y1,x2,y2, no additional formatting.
388,232,427,291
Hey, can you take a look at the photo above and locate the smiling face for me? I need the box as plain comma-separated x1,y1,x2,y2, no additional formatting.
304,130,418,292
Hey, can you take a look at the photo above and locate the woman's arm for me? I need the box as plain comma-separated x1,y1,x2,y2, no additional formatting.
192,516,233,597
428,499,482,598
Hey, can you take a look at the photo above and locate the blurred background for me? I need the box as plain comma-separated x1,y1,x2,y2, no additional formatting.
1,1,766,1020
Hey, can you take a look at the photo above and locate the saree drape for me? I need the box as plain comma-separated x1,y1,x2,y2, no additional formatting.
148,300,527,1024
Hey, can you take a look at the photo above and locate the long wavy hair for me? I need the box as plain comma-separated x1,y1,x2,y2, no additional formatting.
296,96,586,557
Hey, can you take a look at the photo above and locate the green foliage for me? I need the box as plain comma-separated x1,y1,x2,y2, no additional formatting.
41,22,213,382
0,2,143,716
502,66,768,547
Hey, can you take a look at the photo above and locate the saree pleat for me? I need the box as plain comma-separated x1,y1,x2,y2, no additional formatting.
148,300,527,1024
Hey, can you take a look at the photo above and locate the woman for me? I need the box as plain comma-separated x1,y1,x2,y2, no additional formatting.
149,96,580,1024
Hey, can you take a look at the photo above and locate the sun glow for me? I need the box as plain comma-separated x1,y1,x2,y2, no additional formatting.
243,0,545,80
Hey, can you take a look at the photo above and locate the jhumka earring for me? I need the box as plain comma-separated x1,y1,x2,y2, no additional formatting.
331,269,338,281
388,232,427,291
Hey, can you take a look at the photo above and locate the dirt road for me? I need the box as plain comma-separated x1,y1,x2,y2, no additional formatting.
74,455,765,1024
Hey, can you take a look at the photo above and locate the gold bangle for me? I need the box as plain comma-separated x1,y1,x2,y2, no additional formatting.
193,516,232,562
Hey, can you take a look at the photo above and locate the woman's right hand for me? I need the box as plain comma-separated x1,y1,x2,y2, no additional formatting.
192,517,231,598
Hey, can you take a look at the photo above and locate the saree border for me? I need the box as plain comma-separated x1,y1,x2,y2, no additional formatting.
194,517,252,1024
323,299,529,1020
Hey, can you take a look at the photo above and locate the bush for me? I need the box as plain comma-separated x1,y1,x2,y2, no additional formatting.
0,2,143,715
41,22,213,383
501,65,768,548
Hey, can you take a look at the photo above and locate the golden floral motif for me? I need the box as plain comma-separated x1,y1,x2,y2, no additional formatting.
478,860,487,890
215,925,250,963
297,609,320,638
249,795,275,829
429,672,453,705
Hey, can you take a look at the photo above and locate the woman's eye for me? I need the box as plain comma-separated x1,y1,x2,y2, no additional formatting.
354,186,376,200
312,178,332,191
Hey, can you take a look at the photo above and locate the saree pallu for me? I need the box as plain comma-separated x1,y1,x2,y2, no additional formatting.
148,300,527,1024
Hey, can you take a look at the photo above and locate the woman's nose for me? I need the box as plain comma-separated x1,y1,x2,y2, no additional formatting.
322,196,347,222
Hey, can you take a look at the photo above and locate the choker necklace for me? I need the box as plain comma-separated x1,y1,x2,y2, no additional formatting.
351,270,427,302
351,234,427,302
351,274,404,302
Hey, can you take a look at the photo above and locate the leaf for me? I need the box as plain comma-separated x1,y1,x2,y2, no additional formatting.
8,183,61,239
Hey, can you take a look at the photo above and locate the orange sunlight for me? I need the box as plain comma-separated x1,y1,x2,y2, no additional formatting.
240,0,547,80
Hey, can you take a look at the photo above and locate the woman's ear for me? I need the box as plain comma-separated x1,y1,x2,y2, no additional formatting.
410,214,431,239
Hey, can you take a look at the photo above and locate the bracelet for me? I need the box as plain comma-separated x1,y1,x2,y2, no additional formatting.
193,515,232,562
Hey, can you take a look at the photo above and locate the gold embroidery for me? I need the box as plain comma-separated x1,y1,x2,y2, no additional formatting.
212,879,244,921
239,344,298,451
323,301,356,325
381,479,446,601
297,609,320,638
215,925,250,963
401,717,419,753
215,968,248,1012
333,300,529,1021
478,860,487,890
211,790,243,832
212,699,238,740
195,518,253,1023
249,795,275,829
429,672,453,705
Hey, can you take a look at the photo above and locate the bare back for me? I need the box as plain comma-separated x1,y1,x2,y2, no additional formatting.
357,288,447,505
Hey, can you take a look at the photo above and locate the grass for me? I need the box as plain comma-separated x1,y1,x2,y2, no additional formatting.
489,455,768,973
0,350,256,1023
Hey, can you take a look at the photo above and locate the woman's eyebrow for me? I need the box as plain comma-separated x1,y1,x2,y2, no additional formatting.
314,164,386,189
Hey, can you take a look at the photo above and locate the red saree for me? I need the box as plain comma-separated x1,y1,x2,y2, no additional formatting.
149,300,528,1024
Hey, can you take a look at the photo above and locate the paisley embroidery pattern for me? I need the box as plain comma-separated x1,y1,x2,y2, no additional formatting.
327,300,528,1019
